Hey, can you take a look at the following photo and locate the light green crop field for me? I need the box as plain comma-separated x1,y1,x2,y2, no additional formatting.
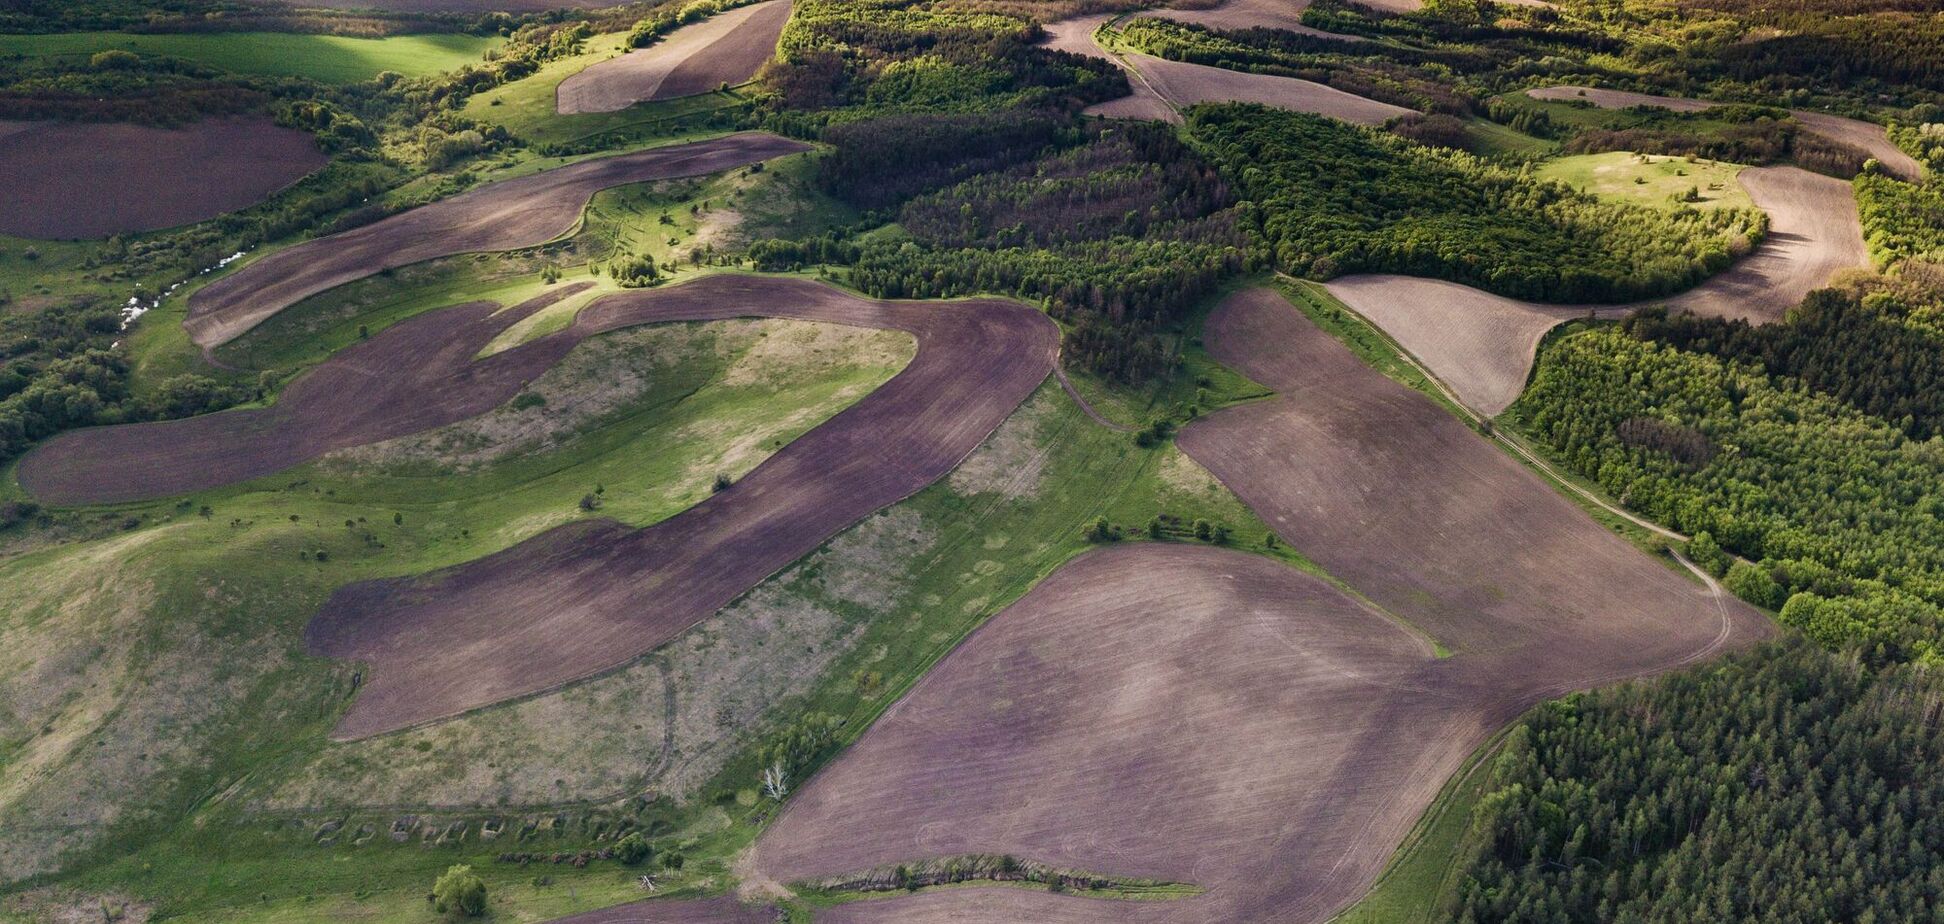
1537,150,1753,211
0,31,502,83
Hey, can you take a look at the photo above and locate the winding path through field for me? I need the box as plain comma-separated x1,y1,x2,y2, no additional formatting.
555,0,792,114
301,276,1057,739
1324,163,1868,413
1526,85,1922,180
183,132,810,350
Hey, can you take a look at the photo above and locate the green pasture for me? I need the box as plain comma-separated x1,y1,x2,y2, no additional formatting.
0,31,502,83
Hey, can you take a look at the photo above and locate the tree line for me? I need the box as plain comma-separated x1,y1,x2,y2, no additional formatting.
1450,638,1944,924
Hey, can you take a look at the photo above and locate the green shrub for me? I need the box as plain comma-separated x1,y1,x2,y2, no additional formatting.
432,865,486,918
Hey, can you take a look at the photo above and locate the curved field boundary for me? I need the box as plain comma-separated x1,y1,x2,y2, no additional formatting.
19,284,608,506
183,132,811,350
1142,0,1360,42
1526,85,1923,181
606,287,1766,924
1324,164,1868,413
301,275,1058,740
556,1,792,115
0,117,326,239
1042,14,1180,123
1041,14,1407,126
1128,52,1412,126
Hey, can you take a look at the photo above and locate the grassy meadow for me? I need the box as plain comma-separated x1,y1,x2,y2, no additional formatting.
0,31,502,83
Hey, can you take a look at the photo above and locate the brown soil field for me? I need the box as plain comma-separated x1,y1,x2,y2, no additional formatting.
1129,52,1411,125
298,276,1056,739
657,288,1764,924
1325,164,1867,413
0,117,326,239
550,896,776,923
1323,275,1582,415
1144,0,1357,41
1527,85,1923,180
555,0,792,114
182,132,809,350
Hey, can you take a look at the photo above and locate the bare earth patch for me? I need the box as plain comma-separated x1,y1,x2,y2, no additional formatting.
1526,85,1923,180
1043,15,1405,124
1324,165,1868,413
182,132,810,349
556,0,792,113
0,117,325,239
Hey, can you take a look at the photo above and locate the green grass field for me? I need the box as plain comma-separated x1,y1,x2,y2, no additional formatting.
0,31,502,83
1537,150,1752,211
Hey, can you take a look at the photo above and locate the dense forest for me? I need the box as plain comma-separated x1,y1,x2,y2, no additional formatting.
1515,327,1944,659
756,117,1248,380
1450,639,1944,924
764,0,1125,117
1187,104,1765,302
1857,172,1944,267
1623,290,1944,440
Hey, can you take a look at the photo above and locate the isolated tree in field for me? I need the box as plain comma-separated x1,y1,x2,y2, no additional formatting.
432,864,487,917
1193,519,1212,541
615,832,652,865
578,493,600,512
